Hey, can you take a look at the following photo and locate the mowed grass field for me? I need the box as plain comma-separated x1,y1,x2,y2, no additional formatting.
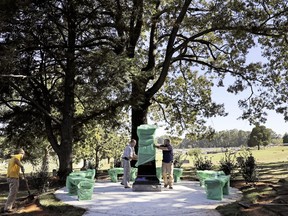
208,146,288,164
1,145,288,175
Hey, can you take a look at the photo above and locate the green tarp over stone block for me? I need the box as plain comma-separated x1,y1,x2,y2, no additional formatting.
77,179,95,201
173,168,183,183
66,175,87,195
204,179,223,200
84,169,96,180
196,170,225,187
136,124,157,167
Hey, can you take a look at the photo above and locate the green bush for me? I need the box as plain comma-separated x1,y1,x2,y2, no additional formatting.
30,170,50,192
237,149,258,183
173,151,188,168
219,150,237,176
187,148,202,157
193,153,213,170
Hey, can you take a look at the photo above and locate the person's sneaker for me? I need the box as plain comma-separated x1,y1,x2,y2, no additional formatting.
120,182,124,185
124,186,131,188
164,184,168,188
169,186,173,189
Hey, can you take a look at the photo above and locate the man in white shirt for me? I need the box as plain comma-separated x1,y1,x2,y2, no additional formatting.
122,139,137,188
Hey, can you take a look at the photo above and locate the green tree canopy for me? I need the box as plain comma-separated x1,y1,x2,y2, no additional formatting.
182,129,251,148
0,0,134,180
283,133,288,144
247,125,271,150
73,123,128,170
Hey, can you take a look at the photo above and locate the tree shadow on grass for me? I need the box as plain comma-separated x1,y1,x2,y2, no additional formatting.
258,162,288,182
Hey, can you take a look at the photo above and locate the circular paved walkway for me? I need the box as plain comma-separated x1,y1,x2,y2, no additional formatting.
55,180,242,216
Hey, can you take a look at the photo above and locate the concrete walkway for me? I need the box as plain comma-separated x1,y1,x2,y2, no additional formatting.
55,180,242,216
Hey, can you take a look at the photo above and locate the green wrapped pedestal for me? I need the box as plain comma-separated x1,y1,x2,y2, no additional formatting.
133,124,161,192
173,168,183,183
85,169,96,180
66,176,87,195
204,179,223,200
156,167,183,182
108,168,124,182
69,169,96,180
77,180,95,200
108,167,137,182
196,170,225,187
204,175,230,200
130,167,137,181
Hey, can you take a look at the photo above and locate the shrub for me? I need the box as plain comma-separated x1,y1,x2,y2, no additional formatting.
173,151,188,168
219,150,237,176
237,149,258,183
30,170,50,192
187,148,202,157
193,153,213,170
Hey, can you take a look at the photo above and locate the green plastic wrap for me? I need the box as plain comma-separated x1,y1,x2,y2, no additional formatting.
196,170,225,187
108,167,138,182
69,171,87,178
136,124,157,167
203,175,230,200
66,170,95,195
108,168,124,182
204,179,223,200
66,175,87,195
219,175,230,195
130,167,137,181
156,167,162,180
173,168,183,183
85,169,96,180
77,179,95,200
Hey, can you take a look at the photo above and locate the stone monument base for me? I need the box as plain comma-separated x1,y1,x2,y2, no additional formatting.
132,175,161,192
132,183,161,192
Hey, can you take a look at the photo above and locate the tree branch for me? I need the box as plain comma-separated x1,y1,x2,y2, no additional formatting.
146,0,193,99
9,81,61,125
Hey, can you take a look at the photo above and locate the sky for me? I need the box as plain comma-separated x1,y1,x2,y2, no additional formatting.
155,91,288,137
206,85,288,136
204,46,288,136
155,46,288,137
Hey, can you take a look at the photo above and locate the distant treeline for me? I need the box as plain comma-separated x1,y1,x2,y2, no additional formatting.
180,129,282,148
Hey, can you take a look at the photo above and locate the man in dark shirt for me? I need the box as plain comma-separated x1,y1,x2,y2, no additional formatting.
156,139,174,189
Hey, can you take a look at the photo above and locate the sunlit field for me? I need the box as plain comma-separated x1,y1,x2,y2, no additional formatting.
1,145,288,175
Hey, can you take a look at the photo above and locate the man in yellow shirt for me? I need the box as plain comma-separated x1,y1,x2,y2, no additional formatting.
3,148,25,213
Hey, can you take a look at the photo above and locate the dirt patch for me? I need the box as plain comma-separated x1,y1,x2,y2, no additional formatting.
230,179,288,216
0,175,59,216
0,173,111,216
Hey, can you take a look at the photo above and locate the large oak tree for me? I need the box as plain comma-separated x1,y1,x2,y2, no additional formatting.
0,0,134,180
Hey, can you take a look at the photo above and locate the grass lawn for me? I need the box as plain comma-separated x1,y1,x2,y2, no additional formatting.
215,146,288,216
199,146,288,165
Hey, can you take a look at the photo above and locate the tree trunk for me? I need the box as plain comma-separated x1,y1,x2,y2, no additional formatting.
131,100,149,167
57,144,73,182
56,2,76,182
132,107,148,141
95,148,100,171
41,147,49,173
